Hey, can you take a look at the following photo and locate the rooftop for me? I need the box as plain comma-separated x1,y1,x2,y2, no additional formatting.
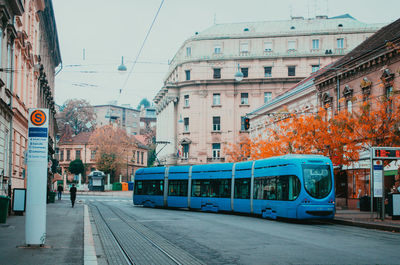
192,14,383,39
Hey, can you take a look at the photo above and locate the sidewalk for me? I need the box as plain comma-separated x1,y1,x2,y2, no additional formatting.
0,199,84,265
331,209,400,232
65,190,133,197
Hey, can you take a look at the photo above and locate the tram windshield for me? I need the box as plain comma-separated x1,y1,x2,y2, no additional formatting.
302,164,332,199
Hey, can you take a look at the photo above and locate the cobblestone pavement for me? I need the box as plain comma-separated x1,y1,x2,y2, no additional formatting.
88,201,205,265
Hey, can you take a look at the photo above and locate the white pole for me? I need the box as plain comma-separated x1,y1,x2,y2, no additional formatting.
78,173,82,187
26,109,49,245
119,174,122,183
107,174,110,190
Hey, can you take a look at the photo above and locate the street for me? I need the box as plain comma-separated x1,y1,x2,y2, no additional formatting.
82,195,400,265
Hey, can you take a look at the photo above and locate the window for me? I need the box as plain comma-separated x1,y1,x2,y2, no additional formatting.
241,116,247,131
253,175,301,201
264,67,272,77
182,144,189,159
0,28,2,64
264,41,272,52
213,116,221,131
191,179,230,198
168,180,188,196
135,180,164,195
184,95,189,107
312,65,320,72
141,152,144,164
212,143,221,159
67,150,71,161
214,45,221,54
91,150,96,160
288,66,296,76
76,150,81,160
213,93,220,105
346,99,352,114
312,39,319,50
6,43,12,89
386,86,393,98
302,164,332,199
241,68,248,78
60,150,64,161
240,42,249,53
241,93,248,105
337,38,344,49
184,117,189,132
137,151,140,163
185,70,190,81
288,40,296,50
234,178,251,199
264,92,272,103
186,47,191,56
213,68,221,79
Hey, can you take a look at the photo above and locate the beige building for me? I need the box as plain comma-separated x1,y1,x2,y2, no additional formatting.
0,0,60,196
93,103,140,135
154,15,382,165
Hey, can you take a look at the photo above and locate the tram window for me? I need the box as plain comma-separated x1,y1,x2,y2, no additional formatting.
191,179,230,198
135,180,164,195
303,165,332,199
191,180,202,197
234,178,250,199
135,181,144,195
254,175,300,201
212,179,230,198
168,180,188,196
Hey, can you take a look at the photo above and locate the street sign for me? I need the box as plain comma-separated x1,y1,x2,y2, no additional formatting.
373,147,400,159
26,108,49,245
373,160,383,198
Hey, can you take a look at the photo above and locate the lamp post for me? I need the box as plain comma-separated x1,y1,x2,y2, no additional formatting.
234,63,244,82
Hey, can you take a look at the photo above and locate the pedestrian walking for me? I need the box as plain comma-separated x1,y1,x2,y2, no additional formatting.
57,184,64,200
70,184,77,207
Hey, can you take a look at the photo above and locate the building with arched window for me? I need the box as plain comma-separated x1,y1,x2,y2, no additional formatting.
155,15,382,166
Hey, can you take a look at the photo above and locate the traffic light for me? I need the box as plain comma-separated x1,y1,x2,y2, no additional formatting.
244,117,250,130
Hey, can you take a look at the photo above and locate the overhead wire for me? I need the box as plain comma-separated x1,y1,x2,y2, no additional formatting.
118,0,165,98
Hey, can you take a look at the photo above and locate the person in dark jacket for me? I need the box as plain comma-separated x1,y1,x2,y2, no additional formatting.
70,184,77,207
57,184,64,200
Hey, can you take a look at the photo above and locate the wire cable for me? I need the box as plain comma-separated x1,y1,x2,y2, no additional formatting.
118,0,165,96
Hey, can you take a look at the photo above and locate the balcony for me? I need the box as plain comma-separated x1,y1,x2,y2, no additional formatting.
207,157,225,163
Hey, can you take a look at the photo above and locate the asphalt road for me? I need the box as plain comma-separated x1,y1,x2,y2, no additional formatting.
87,196,400,265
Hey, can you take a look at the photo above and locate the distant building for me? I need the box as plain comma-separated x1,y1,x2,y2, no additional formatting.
139,106,156,134
93,103,140,135
58,130,148,183
154,14,382,165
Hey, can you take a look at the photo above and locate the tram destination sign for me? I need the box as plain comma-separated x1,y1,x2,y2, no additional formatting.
372,147,400,159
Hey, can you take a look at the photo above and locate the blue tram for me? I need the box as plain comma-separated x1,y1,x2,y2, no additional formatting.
133,155,335,220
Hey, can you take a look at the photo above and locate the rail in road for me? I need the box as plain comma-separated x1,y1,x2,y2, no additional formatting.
89,202,205,265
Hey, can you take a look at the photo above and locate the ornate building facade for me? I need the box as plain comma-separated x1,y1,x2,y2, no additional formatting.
155,15,382,165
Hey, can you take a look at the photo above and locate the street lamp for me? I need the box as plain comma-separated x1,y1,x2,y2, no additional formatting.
234,63,243,82
117,56,127,72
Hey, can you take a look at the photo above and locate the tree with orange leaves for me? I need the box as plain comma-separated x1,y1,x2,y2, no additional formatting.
353,93,400,149
89,125,137,181
227,91,400,166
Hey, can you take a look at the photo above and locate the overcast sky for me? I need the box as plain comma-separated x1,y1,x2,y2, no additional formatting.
52,0,400,108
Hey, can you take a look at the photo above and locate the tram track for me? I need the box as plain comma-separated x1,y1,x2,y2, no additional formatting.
89,201,204,265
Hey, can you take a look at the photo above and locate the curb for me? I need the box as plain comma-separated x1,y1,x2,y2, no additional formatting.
84,205,98,265
330,218,400,233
